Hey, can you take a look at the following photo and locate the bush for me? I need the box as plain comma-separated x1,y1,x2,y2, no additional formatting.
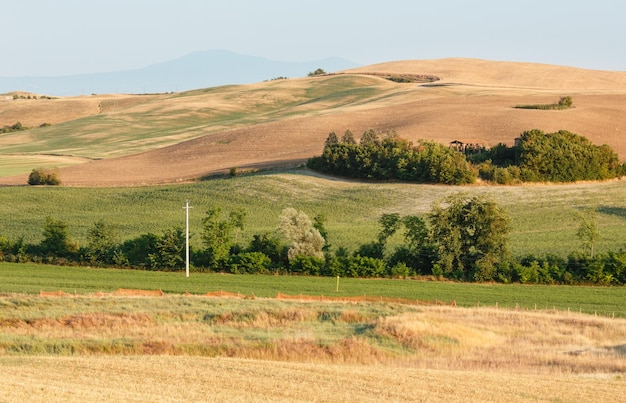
229,252,272,274
28,167,61,185
307,68,327,77
288,255,325,275
514,96,573,110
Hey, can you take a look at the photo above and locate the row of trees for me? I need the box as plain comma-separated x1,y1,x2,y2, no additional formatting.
1,195,624,285
308,129,626,185
307,130,475,185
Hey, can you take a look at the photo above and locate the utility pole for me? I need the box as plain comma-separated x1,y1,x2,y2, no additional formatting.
183,200,193,277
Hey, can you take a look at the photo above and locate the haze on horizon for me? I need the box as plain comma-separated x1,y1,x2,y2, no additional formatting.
2,0,625,78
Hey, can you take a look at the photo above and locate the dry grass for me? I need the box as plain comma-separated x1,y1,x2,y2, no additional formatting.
1,58,625,186
1,295,625,400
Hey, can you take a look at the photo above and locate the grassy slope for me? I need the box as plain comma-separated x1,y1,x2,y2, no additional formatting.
0,170,624,257
0,76,389,166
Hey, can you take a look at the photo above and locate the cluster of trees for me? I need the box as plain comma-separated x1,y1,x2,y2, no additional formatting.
308,68,327,77
307,130,475,185
2,195,624,285
308,129,626,185
1,122,25,134
474,129,626,183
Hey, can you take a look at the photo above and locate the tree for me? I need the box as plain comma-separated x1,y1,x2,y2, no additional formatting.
150,227,185,270
40,217,77,258
359,129,380,147
313,213,331,252
324,132,339,148
308,68,327,76
278,208,325,261
576,208,600,258
120,233,159,269
28,167,60,185
201,206,246,270
86,220,119,265
429,193,510,281
558,96,573,108
340,130,357,145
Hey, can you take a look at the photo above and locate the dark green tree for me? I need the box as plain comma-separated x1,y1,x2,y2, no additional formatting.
120,233,159,269
150,227,185,270
86,220,119,265
429,193,510,281
40,217,77,258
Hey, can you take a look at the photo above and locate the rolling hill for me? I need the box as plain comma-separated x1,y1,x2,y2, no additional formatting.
1,58,625,186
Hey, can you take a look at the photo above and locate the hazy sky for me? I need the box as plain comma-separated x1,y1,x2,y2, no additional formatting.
2,0,624,77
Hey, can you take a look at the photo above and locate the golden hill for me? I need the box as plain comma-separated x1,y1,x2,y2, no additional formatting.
1,58,625,186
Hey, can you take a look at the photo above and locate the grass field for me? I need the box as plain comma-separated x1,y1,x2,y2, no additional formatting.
1,170,624,257
1,262,625,317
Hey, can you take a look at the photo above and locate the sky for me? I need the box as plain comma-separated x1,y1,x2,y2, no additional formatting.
2,0,625,77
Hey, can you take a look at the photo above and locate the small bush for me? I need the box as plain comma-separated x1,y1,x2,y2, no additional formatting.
28,168,61,186
308,68,327,77
514,96,573,110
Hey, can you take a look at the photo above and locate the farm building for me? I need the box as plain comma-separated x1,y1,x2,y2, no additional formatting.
449,139,489,153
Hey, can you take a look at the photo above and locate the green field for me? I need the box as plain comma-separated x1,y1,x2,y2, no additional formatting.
1,169,625,257
1,262,624,317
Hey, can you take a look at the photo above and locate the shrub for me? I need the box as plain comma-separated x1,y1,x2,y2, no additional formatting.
28,167,61,185
307,68,327,77
514,96,573,110
229,252,272,274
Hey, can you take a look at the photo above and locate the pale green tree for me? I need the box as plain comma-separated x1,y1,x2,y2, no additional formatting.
278,208,325,261
576,207,600,258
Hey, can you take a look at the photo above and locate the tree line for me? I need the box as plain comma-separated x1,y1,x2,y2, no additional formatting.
307,129,626,185
1,195,624,285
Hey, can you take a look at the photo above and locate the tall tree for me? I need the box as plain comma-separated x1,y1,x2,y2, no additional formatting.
86,220,119,265
150,227,185,270
201,206,246,269
278,208,325,261
576,208,600,258
429,193,510,281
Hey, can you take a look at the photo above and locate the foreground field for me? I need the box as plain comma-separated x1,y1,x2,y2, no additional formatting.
0,295,625,402
1,355,624,402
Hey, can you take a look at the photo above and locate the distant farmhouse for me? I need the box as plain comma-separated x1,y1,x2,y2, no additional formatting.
449,139,489,154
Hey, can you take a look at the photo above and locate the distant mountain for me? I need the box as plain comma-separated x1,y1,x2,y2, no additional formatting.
0,50,360,96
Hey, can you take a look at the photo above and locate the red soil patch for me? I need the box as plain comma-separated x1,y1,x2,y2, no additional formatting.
113,288,165,297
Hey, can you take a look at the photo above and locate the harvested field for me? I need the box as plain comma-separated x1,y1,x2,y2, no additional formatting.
0,294,625,401
1,356,624,402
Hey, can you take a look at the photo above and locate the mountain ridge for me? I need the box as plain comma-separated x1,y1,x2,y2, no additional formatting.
0,50,359,96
